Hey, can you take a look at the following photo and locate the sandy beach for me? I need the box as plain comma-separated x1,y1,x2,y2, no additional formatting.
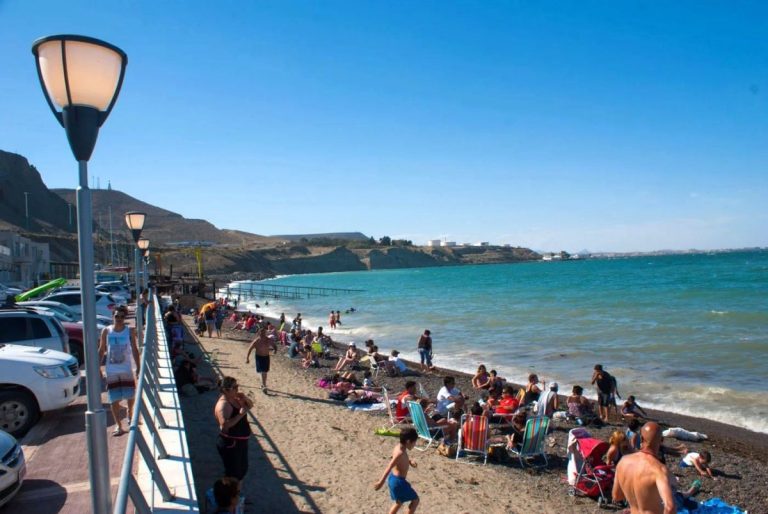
178,317,768,513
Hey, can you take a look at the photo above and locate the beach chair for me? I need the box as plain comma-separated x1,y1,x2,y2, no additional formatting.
456,414,490,465
381,387,412,429
366,356,381,378
406,400,443,451
507,416,550,468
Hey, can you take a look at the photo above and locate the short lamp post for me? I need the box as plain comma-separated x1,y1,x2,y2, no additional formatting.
125,212,147,341
32,34,127,514
138,237,149,292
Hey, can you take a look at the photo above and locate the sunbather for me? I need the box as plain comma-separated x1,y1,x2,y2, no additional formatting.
622,395,650,420
471,365,491,389
567,385,599,426
335,342,359,371
605,429,634,466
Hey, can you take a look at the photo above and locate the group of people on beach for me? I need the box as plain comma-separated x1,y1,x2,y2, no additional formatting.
186,304,728,514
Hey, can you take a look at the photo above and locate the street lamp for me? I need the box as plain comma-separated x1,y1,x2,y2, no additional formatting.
32,34,127,514
125,213,147,342
138,237,149,290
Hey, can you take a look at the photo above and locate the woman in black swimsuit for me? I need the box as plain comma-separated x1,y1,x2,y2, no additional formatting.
214,376,253,482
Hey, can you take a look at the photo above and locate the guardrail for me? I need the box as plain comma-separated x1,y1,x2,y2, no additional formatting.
113,292,198,513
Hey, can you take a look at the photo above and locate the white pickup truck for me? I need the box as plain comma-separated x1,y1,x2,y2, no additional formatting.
0,344,81,437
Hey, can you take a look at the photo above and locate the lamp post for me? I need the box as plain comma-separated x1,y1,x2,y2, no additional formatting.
137,237,149,291
125,212,147,342
24,192,30,230
32,34,127,514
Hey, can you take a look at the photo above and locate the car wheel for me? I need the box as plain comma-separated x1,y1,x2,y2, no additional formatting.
70,342,85,366
0,390,40,438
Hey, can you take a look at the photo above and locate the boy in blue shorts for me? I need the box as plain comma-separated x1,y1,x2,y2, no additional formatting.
374,428,420,513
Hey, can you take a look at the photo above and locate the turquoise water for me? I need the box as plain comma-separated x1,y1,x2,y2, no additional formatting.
226,251,768,433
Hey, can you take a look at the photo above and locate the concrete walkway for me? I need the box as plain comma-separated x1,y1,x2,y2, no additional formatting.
2,376,135,513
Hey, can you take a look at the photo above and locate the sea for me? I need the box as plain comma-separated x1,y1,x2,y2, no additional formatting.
222,250,768,434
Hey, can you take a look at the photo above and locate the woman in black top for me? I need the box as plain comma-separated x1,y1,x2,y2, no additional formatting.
214,376,252,481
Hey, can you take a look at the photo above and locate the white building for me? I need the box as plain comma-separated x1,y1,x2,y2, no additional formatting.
473,242,490,247
426,239,441,247
0,231,50,287
440,241,457,247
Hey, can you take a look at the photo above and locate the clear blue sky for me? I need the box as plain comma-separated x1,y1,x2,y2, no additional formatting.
1,1,766,252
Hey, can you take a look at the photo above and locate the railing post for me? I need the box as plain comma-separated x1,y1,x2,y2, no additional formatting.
136,421,175,501
139,402,168,459
127,475,151,514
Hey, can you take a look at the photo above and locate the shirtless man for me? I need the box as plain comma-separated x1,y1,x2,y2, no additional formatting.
613,421,675,514
245,326,277,393
374,428,420,514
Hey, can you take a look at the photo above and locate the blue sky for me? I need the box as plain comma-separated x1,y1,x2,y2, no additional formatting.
1,1,766,252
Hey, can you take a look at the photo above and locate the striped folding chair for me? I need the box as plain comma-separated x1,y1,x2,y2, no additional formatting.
406,400,443,451
456,414,490,464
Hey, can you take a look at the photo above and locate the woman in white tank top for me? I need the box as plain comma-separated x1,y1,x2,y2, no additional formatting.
99,306,140,436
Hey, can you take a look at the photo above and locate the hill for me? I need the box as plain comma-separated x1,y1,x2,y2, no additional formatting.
0,150,78,236
52,188,273,247
270,232,370,242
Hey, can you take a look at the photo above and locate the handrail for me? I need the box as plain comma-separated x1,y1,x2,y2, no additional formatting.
113,291,194,514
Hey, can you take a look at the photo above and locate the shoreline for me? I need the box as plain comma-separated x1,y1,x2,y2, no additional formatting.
179,315,767,513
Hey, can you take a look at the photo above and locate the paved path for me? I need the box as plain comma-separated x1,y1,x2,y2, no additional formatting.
2,377,135,513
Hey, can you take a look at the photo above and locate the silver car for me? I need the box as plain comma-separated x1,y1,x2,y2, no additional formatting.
0,429,25,507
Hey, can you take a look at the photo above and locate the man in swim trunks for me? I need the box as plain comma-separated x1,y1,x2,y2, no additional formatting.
417,330,434,372
245,326,277,393
374,427,420,513
591,364,617,422
613,421,675,514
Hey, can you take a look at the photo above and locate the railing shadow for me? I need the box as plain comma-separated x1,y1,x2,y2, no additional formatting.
180,321,324,513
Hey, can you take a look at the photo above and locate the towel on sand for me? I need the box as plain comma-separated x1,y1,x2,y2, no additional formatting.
677,497,745,514
347,402,387,412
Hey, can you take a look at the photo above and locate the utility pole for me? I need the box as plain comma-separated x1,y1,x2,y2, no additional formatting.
24,192,30,230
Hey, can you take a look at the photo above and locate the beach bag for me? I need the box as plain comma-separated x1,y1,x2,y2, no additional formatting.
437,441,457,458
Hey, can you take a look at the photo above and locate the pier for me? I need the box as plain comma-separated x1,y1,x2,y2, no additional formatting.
225,282,363,301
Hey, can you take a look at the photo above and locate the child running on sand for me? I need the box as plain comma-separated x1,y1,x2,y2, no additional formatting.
374,428,420,514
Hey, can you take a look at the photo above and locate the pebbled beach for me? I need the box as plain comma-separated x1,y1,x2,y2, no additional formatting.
178,317,767,513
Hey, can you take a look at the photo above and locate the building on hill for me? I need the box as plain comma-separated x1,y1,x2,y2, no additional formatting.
426,239,441,247
0,231,50,287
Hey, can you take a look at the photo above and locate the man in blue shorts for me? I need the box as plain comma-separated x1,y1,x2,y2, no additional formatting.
246,326,277,393
374,428,420,513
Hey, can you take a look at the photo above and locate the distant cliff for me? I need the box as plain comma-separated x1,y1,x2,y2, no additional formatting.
1,149,541,277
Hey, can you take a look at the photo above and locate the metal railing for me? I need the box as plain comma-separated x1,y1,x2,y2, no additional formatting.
113,292,195,514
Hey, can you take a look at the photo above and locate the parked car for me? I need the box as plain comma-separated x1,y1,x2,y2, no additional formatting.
41,291,117,319
95,283,130,304
0,429,25,508
0,344,80,436
0,309,70,355
0,284,23,304
17,300,112,327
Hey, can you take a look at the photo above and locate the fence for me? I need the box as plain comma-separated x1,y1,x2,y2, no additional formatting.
113,292,198,513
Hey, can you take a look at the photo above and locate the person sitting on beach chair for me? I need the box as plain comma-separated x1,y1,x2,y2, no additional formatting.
489,384,520,425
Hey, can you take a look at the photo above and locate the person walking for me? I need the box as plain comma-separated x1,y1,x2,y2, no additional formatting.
99,305,140,436
214,376,253,484
246,326,278,393
417,330,434,372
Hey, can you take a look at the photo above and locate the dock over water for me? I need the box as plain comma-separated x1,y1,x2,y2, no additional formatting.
225,282,363,301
